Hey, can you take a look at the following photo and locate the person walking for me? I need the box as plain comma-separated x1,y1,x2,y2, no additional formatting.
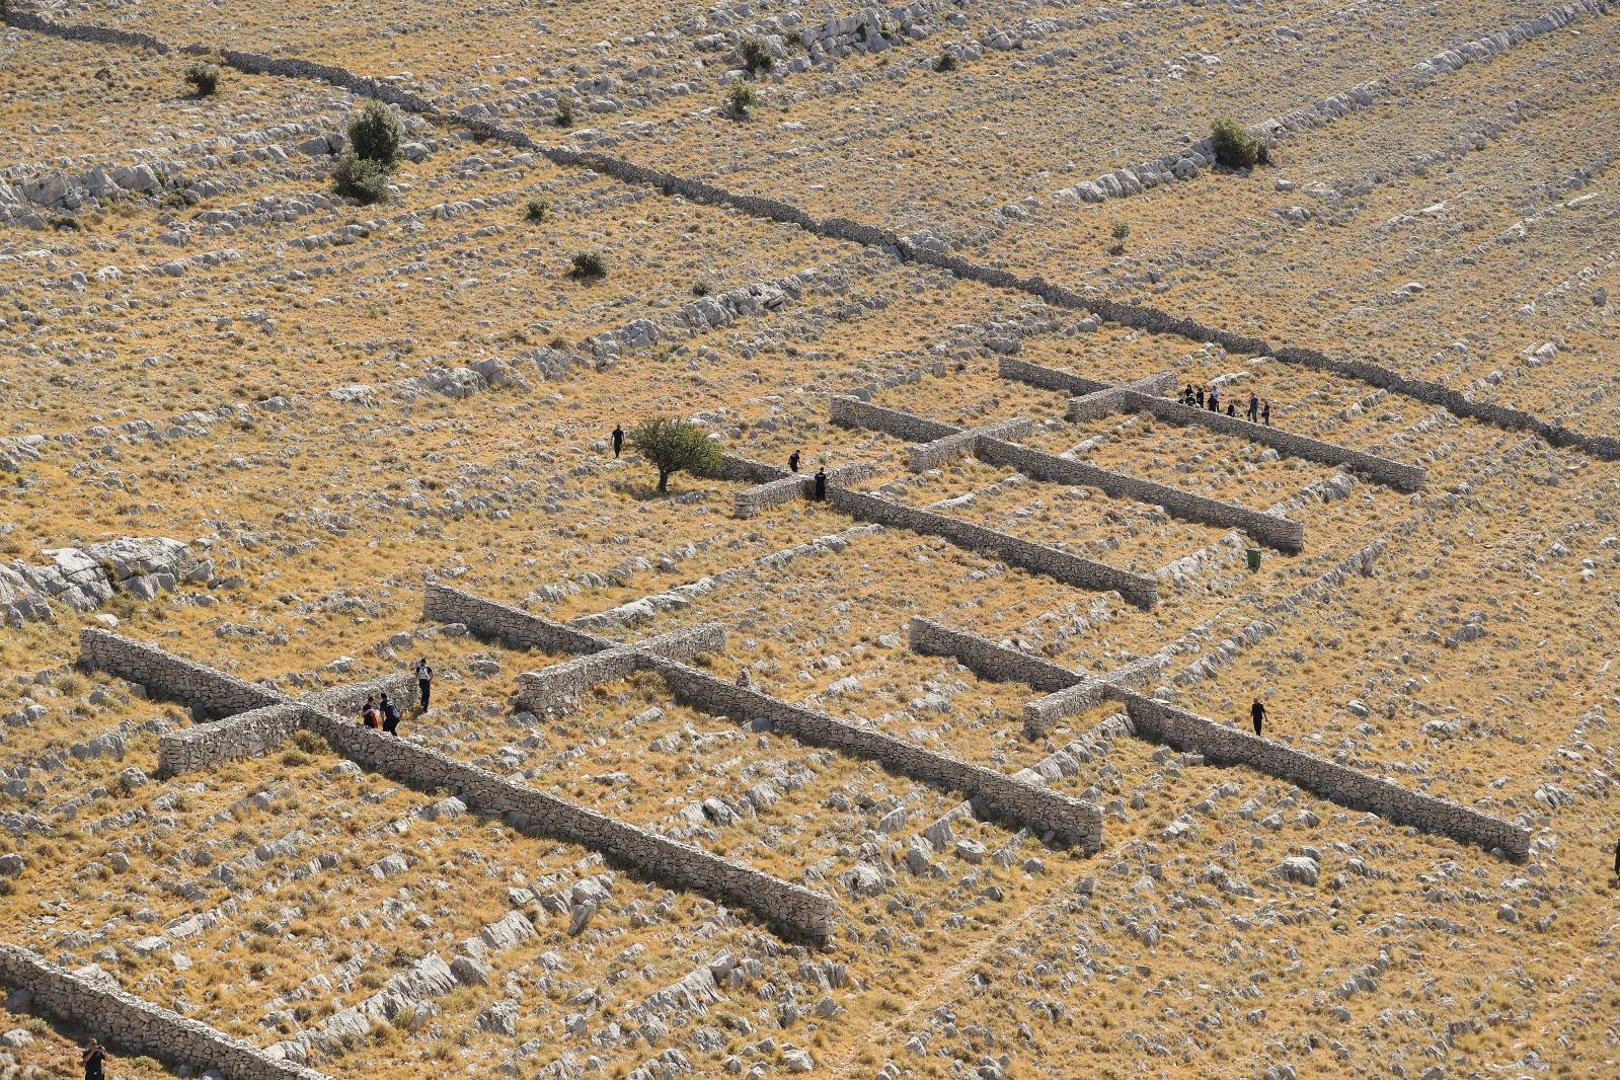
82,1039,106,1080
788,450,801,474
1262,400,1272,426
1208,389,1220,412
1248,393,1259,422
813,467,827,501
1226,402,1236,417
611,424,624,458
361,694,380,729
1251,698,1267,738
380,693,401,736
414,657,432,712
1196,386,1206,408
1613,835,1619,879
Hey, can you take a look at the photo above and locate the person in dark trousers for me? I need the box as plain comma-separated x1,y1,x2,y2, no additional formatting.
1183,384,1195,406
1248,393,1259,422
1613,836,1619,878
611,424,624,458
1262,400,1272,426
1196,386,1206,408
361,694,379,729
813,467,827,501
1226,402,1236,417
82,1039,106,1080
414,657,432,712
380,693,401,736
788,450,801,474
1251,698,1266,737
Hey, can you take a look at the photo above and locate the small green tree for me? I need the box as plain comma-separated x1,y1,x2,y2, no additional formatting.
348,101,403,168
569,251,607,280
184,61,220,97
525,197,549,223
1210,118,1266,169
555,98,576,128
630,418,721,493
331,152,391,204
727,78,757,119
739,37,773,76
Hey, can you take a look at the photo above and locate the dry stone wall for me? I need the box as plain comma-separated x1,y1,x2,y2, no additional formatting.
1123,695,1531,858
157,702,307,777
908,418,1034,471
1065,387,1127,423
975,435,1306,553
304,710,838,938
1119,391,1427,491
997,355,1113,396
718,454,874,518
908,617,1082,692
424,582,605,654
0,943,330,1080
643,657,1102,850
825,486,1160,609
80,627,281,718
828,396,962,442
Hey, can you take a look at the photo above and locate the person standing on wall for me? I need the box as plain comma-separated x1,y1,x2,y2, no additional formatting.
611,424,625,458
1248,393,1259,422
1251,698,1267,737
788,450,801,473
414,657,433,712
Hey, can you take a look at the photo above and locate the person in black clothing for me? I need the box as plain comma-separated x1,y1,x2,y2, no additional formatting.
1183,384,1195,406
1248,393,1259,422
414,657,432,711
1251,698,1266,737
1208,389,1219,412
1613,836,1619,878
813,467,827,501
82,1040,106,1080
788,450,801,473
1262,400,1272,426
380,693,401,736
611,424,624,458
1226,402,1236,417
1196,386,1205,408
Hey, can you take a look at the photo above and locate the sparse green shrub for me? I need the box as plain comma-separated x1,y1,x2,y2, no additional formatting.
1210,118,1267,169
525,197,549,223
739,36,774,76
934,52,959,73
1111,221,1131,242
630,417,721,493
727,78,757,119
291,729,326,754
691,279,713,297
348,100,403,168
555,98,576,128
184,61,220,97
331,151,391,204
569,251,607,280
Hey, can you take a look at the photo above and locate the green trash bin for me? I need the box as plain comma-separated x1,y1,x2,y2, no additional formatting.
1246,548,1262,572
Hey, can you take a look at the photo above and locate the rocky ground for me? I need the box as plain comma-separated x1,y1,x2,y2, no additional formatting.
1,0,1618,1077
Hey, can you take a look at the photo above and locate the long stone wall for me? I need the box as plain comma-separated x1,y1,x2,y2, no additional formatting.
997,355,1113,396
80,627,281,718
642,657,1102,850
908,617,1082,692
1066,387,1127,423
516,648,643,706
8,7,1616,463
0,943,330,1080
1119,391,1428,492
825,486,1160,609
157,701,308,777
423,582,605,654
304,709,838,938
1020,656,1163,737
974,436,1305,553
1122,695,1530,858
828,396,962,442
908,418,1034,471
719,454,874,518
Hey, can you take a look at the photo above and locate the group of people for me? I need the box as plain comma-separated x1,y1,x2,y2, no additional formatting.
1182,384,1273,426
786,451,828,497
357,658,433,736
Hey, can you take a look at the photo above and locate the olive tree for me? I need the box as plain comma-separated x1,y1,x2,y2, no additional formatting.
630,418,721,493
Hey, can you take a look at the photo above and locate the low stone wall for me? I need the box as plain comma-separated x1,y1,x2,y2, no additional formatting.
79,627,280,718
975,436,1305,553
643,657,1101,850
1121,390,1427,492
516,648,641,706
907,617,1081,692
157,702,307,777
423,582,603,654
0,943,329,1080
826,487,1159,609
721,455,874,518
907,418,1033,471
828,396,961,442
1021,656,1164,737
304,710,838,937
302,672,421,715
997,355,1112,396
1066,387,1126,423
1123,695,1530,858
